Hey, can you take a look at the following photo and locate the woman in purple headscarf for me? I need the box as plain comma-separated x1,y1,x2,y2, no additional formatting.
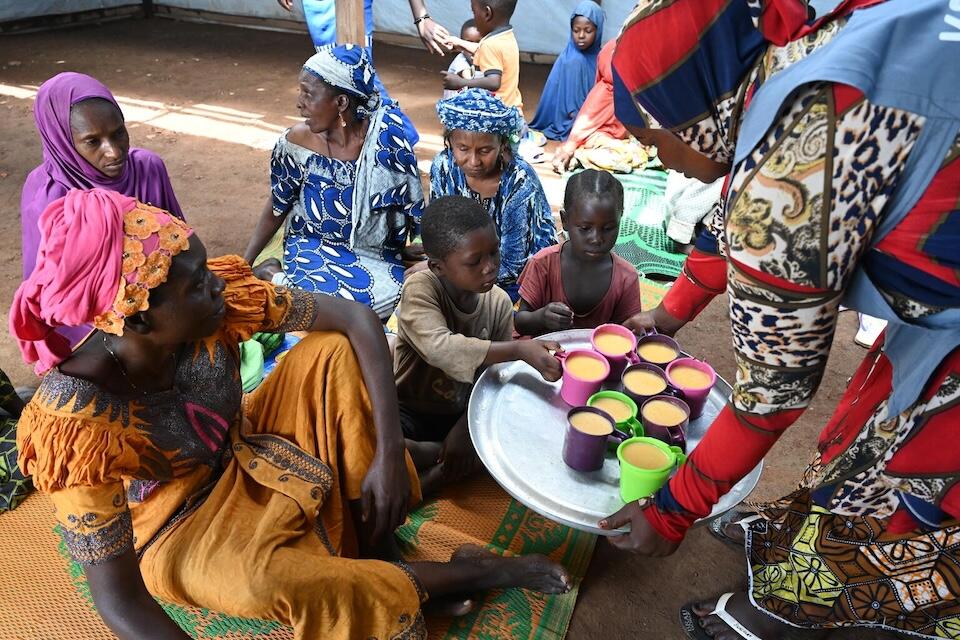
21,71,183,346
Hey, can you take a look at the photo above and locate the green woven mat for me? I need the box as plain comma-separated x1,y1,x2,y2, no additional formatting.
396,474,597,640
58,533,288,639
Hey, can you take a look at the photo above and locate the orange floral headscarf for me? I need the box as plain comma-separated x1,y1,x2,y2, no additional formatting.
93,202,193,335
11,188,193,374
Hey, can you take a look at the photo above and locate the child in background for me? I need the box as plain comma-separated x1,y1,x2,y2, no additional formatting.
442,19,483,100
395,196,562,495
529,1,604,141
514,169,642,337
442,0,522,113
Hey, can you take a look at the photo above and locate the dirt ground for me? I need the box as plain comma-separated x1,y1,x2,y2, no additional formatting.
0,18,885,639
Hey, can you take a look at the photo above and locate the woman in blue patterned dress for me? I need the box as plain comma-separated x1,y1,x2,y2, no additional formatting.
244,45,423,320
430,89,556,302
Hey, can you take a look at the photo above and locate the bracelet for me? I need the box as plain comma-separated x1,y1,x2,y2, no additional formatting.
413,13,431,26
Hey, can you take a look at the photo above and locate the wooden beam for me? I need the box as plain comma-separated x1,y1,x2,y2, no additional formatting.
335,0,365,45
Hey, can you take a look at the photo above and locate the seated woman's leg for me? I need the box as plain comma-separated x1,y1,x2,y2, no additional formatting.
143,501,569,640
242,331,420,558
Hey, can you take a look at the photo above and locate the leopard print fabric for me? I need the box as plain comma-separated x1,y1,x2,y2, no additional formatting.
724,83,924,416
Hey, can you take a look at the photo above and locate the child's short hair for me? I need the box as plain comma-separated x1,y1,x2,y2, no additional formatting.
422,196,495,259
461,18,478,36
485,0,518,20
563,169,625,216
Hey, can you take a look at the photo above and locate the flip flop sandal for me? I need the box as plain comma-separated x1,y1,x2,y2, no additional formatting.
679,593,763,640
706,509,759,549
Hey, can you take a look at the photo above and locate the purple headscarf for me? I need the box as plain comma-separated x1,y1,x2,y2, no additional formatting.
21,72,183,280
20,73,184,349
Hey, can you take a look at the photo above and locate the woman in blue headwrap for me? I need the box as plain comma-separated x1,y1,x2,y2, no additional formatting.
430,89,556,301
245,44,423,320
528,1,604,142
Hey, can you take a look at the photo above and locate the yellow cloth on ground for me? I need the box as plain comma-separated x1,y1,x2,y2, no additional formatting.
638,277,669,311
574,135,650,174
16,257,424,640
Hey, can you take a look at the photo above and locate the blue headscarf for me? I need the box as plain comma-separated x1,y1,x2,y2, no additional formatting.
301,44,420,252
303,44,381,120
436,88,525,140
528,1,605,141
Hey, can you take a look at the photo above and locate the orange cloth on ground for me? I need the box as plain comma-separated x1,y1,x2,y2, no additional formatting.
474,27,523,111
17,255,425,640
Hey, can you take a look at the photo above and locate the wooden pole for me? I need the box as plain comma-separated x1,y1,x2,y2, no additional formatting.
335,0,365,45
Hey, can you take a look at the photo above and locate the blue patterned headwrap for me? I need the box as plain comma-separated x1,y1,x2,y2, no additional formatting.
303,44,381,120
436,88,524,139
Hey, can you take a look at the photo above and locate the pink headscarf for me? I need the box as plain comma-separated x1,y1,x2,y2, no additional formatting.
10,188,192,375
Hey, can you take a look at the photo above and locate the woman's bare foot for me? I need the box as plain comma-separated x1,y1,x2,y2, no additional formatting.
686,592,826,640
451,544,571,594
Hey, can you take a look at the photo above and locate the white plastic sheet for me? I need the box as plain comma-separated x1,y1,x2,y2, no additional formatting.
0,0,138,23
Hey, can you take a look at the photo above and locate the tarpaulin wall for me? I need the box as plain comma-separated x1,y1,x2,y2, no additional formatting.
1,0,638,57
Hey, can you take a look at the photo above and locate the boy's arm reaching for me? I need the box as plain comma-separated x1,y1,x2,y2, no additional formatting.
443,70,501,92
447,35,480,55
484,339,562,381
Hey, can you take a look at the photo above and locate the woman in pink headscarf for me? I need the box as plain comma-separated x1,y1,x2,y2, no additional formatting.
10,188,570,640
21,72,182,345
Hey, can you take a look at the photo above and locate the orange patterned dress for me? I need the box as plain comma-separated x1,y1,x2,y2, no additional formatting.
17,256,425,640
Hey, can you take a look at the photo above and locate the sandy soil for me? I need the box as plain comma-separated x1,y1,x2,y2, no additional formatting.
0,18,890,639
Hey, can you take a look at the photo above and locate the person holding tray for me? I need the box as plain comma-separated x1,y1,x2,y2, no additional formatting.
603,1,960,640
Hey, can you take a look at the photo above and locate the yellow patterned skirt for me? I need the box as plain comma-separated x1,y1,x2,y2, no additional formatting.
747,490,960,638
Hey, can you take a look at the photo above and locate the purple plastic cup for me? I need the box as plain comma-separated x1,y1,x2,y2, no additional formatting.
635,333,681,370
557,349,610,406
665,358,716,419
620,362,671,406
591,324,640,381
562,407,631,472
639,395,689,452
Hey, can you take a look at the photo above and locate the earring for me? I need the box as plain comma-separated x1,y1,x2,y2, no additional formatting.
339,111,347,128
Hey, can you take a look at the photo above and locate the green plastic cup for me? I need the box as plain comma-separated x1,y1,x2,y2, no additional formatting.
616,437,687,502
586,390,644,440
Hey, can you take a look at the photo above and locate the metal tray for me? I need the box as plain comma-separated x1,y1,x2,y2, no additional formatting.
468,329,762,536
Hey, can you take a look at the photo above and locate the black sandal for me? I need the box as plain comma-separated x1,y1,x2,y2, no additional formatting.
679,594,763,640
